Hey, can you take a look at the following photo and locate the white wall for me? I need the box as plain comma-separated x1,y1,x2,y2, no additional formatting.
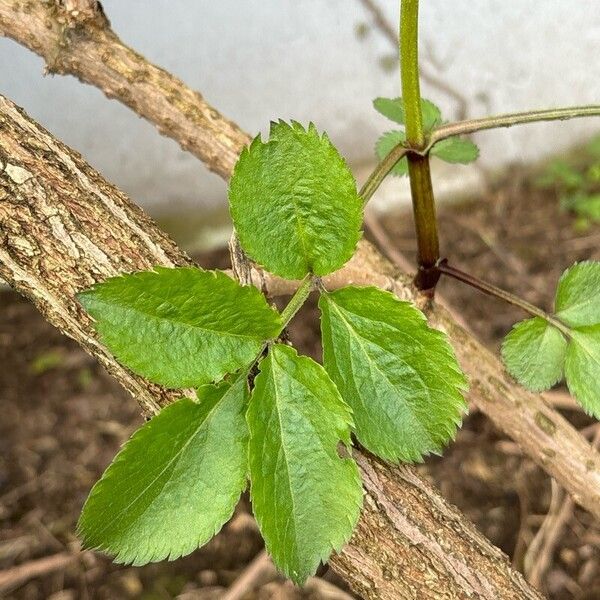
1,0,599,216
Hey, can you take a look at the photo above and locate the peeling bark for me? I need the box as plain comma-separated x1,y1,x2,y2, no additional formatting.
0,95,545,599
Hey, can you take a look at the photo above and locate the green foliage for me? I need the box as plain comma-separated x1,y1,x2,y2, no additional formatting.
78,115,474,583
501,318,567,391
373,96,479,175
430,137,480,164
536,142,600,229
320,286,467,462
247,344,362,583
560,194,600,230
534,159,585,190
30,349,64,375
78,267,281,388
502,262,600,417
375,130,409,176
564,327,600,416
556,261,600,327
373,97,441,131
229,121,363,279
78,378,249,565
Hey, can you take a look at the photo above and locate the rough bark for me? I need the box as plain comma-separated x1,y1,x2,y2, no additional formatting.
0,95,192,414
331,454,541,599
0,94,544,600
0,0,250,180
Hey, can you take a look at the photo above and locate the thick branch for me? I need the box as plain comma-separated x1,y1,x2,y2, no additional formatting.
0,0,250,179
0,94,543,600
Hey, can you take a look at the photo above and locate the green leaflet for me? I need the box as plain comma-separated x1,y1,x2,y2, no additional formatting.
373,97,442,131
78,378,249,565
372,98,479,169
430,137,480,164
229,121,363,279
78,267,282,388
247,344,362,583
555,261,600,327
501,317,567,392
320,286,468,463
375,130,409,176
501,261,600,418
565,327,600,418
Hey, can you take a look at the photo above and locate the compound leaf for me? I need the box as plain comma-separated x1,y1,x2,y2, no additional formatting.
501,317,567,391
555,261,600,328
319,286,468,463
229,121,363,279
375,130,409,176
78,377,249,565
373,97,442,131
431,137,479,164
247,344,362,583
565,327,600,418
78,267,282,388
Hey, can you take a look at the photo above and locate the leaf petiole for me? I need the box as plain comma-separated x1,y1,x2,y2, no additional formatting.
278,274,315,331
437,260,572,338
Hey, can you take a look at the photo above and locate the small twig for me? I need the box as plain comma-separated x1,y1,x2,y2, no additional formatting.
0,552,78,593
428,106,600,148
543,390,582,412
221,550,277,600
364,210,414,272
525,428,600,588
304,577,356,599
438,260,572,337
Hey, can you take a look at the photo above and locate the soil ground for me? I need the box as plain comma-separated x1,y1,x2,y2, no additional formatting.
1,155,600,599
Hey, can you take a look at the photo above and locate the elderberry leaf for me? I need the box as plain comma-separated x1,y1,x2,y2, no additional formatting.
78,377,249,565
565,327,600,418
501,317,567,391
247,344,362,583
555,261,600,328
229,121,363,279
320,286,468,463
375,130,409,176
372,97,442,131
430,137,480,164
78,267,282,388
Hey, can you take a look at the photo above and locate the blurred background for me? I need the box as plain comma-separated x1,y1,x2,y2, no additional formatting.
1,1,600,599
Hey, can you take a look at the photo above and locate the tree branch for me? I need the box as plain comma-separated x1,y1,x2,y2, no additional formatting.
0,0,250,179
0,93,544,600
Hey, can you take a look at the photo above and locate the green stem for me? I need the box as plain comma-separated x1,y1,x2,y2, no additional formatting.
400,0,424,147
427,105,600,150
359,144,408,204
400,0,440,292
278,274,314,331
437,261,571,337
359,105,600,205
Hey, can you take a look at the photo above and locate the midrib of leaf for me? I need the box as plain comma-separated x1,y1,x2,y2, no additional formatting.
268,354,302,567
94,295,265,342
327,300,434,444
89,394,227,541
533,324,564,373
288,181,312,272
